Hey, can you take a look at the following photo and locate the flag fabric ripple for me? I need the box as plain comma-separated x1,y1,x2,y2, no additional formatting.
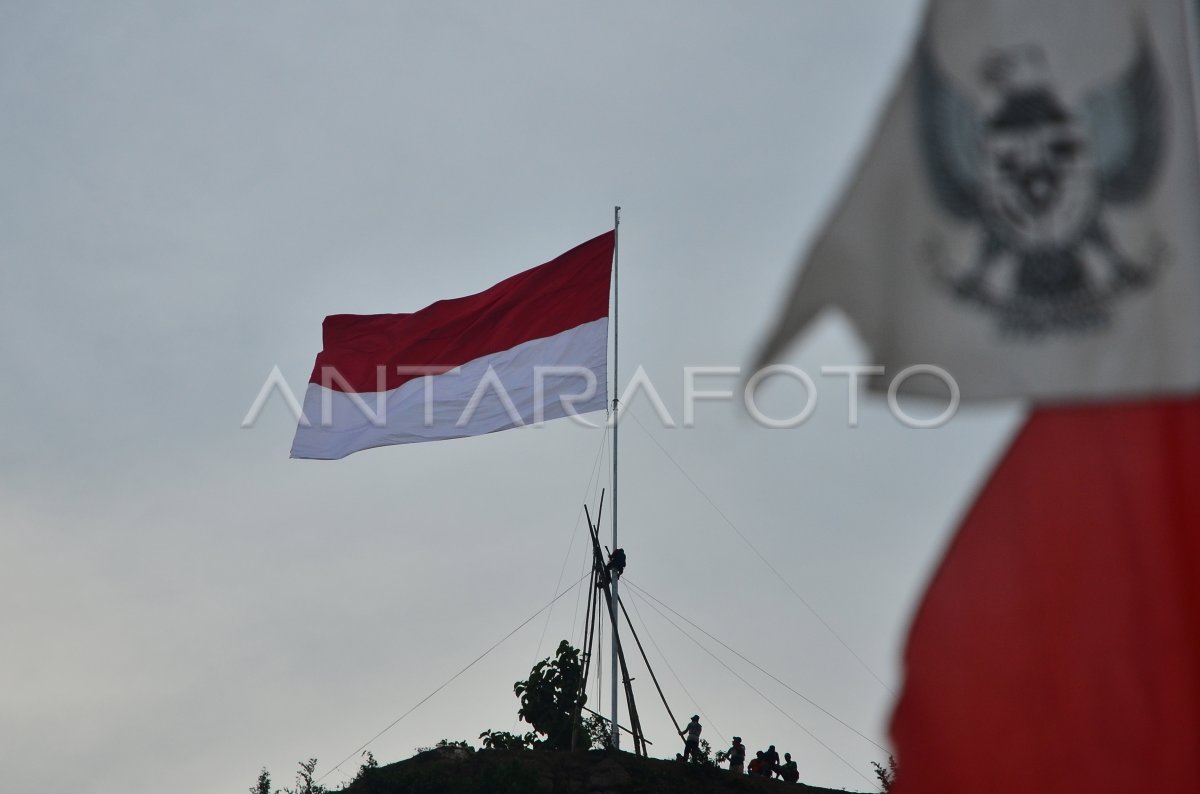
291,231,613,460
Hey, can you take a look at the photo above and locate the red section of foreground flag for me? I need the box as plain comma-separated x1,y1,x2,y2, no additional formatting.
892,395,1200,793
311,230,614,393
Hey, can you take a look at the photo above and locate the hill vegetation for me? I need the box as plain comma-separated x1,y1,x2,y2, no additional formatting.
339,745,871,794
250,640,880,794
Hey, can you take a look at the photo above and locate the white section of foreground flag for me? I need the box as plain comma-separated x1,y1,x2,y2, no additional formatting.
757,0,1200,402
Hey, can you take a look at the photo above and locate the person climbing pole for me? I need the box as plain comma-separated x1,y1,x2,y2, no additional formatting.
606,547,626,577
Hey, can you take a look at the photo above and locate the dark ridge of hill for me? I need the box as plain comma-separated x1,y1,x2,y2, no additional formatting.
338,747,872,794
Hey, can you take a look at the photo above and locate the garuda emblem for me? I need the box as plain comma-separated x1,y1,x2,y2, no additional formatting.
917,31,1166,333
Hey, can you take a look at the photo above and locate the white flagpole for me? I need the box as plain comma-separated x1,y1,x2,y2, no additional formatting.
610,205,621,750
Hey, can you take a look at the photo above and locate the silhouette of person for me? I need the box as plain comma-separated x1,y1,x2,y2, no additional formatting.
763,745,780,777
681,715,702,761
781,752,800,783
727,736,746,774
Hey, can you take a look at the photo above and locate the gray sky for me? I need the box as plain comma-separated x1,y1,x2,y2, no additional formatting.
1,2,1023,792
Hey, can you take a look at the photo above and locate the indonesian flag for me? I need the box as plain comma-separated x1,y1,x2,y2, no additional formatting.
291,232,613,460
756,1,1200,790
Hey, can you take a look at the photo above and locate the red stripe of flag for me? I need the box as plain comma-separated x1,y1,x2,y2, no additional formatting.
891,395,1200,792
310,231,614,393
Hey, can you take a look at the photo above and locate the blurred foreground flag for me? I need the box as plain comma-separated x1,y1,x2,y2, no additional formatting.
758,0,1200,401
756,1,1200,791
291,232,613,460
892,395,1200,792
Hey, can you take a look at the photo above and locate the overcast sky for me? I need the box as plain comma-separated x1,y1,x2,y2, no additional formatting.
0,3,1025,792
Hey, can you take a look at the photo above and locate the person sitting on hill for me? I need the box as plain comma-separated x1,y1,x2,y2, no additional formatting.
780,752,800,783
726,736,746,774
763,745,781,777
747,751,766,776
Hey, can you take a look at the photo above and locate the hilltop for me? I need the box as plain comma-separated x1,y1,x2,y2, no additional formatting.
337,746,872,794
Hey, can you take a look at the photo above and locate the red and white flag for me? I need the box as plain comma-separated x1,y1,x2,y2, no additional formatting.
757,0,1200,790
291,232,613,460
